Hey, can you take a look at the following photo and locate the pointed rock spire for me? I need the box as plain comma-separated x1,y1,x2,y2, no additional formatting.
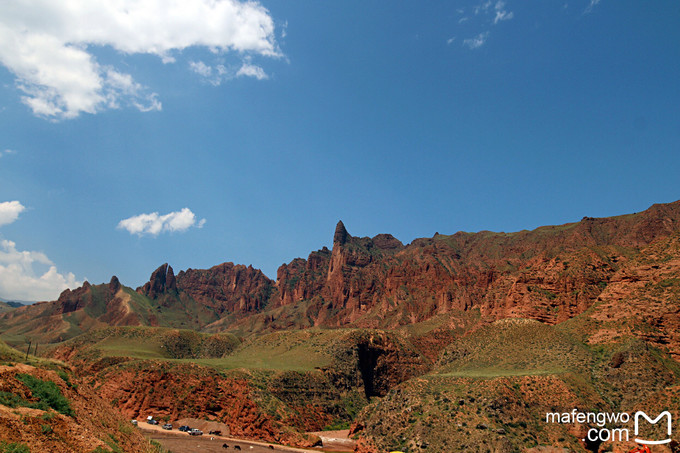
334,220,349,245
109,275,121,294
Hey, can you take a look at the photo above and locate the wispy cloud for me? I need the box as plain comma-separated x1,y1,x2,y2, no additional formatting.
474,1,493,15
584,0,601,14
118,208,206,237
463,32,490,49
493,1,514,24
0,149,17,158
236,62,269,80
190,58,268,85
0,201,25,227
189,61,214,79
189,61,229,86
456,1,513,49
0,0,281,119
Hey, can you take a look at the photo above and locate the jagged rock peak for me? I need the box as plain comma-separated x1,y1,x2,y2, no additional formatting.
334,220,350,245
109,276,121,294
141,263,177,298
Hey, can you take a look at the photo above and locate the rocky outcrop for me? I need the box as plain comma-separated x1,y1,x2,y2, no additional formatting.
334,220,349,245
175,262,274,315
276,248,330,308
138,263,177,299
108,275,121,294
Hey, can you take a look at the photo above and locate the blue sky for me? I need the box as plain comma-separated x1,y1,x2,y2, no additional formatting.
1,0,679,301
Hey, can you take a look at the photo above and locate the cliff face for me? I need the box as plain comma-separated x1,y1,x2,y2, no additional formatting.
262,201,680,331
276,248,330,308
175,262,274,315
90,362,320,447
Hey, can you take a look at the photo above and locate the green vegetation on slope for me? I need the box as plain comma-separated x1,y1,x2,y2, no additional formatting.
0,442,30,453
12,374,74,417
49,326,241,363
437,318,593,377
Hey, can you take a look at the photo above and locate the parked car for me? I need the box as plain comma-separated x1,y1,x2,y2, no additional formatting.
131,420,138,426
162,423,172,430
178,425,191,432
208,430,222,435
147,419,159,425
189,428,203,436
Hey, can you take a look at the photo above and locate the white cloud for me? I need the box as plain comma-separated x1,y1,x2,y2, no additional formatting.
236,62,268,80
464,32,490,49
118,208,206,237
0,239,82,301
0,0,280,119
447,37,457,45
0,149,16,158
0,201,25,227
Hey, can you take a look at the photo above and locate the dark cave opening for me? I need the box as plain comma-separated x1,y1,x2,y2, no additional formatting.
357,343,381,399
583,435,602,453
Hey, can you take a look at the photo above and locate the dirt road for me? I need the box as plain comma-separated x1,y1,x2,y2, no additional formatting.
140,425,352,453
144,429,288,453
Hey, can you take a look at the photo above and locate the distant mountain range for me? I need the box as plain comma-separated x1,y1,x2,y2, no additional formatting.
0,299,31,315
0,298,32,307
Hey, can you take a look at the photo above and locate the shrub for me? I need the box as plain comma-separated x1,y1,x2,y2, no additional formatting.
0,391,26,408
15,373,74,417
0,441,31,453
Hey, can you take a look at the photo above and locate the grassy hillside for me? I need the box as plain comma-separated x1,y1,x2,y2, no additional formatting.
436,318,594,377
353,311,680,452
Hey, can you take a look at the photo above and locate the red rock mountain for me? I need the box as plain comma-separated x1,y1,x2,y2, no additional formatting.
3,200,680,347
185,200,680,331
